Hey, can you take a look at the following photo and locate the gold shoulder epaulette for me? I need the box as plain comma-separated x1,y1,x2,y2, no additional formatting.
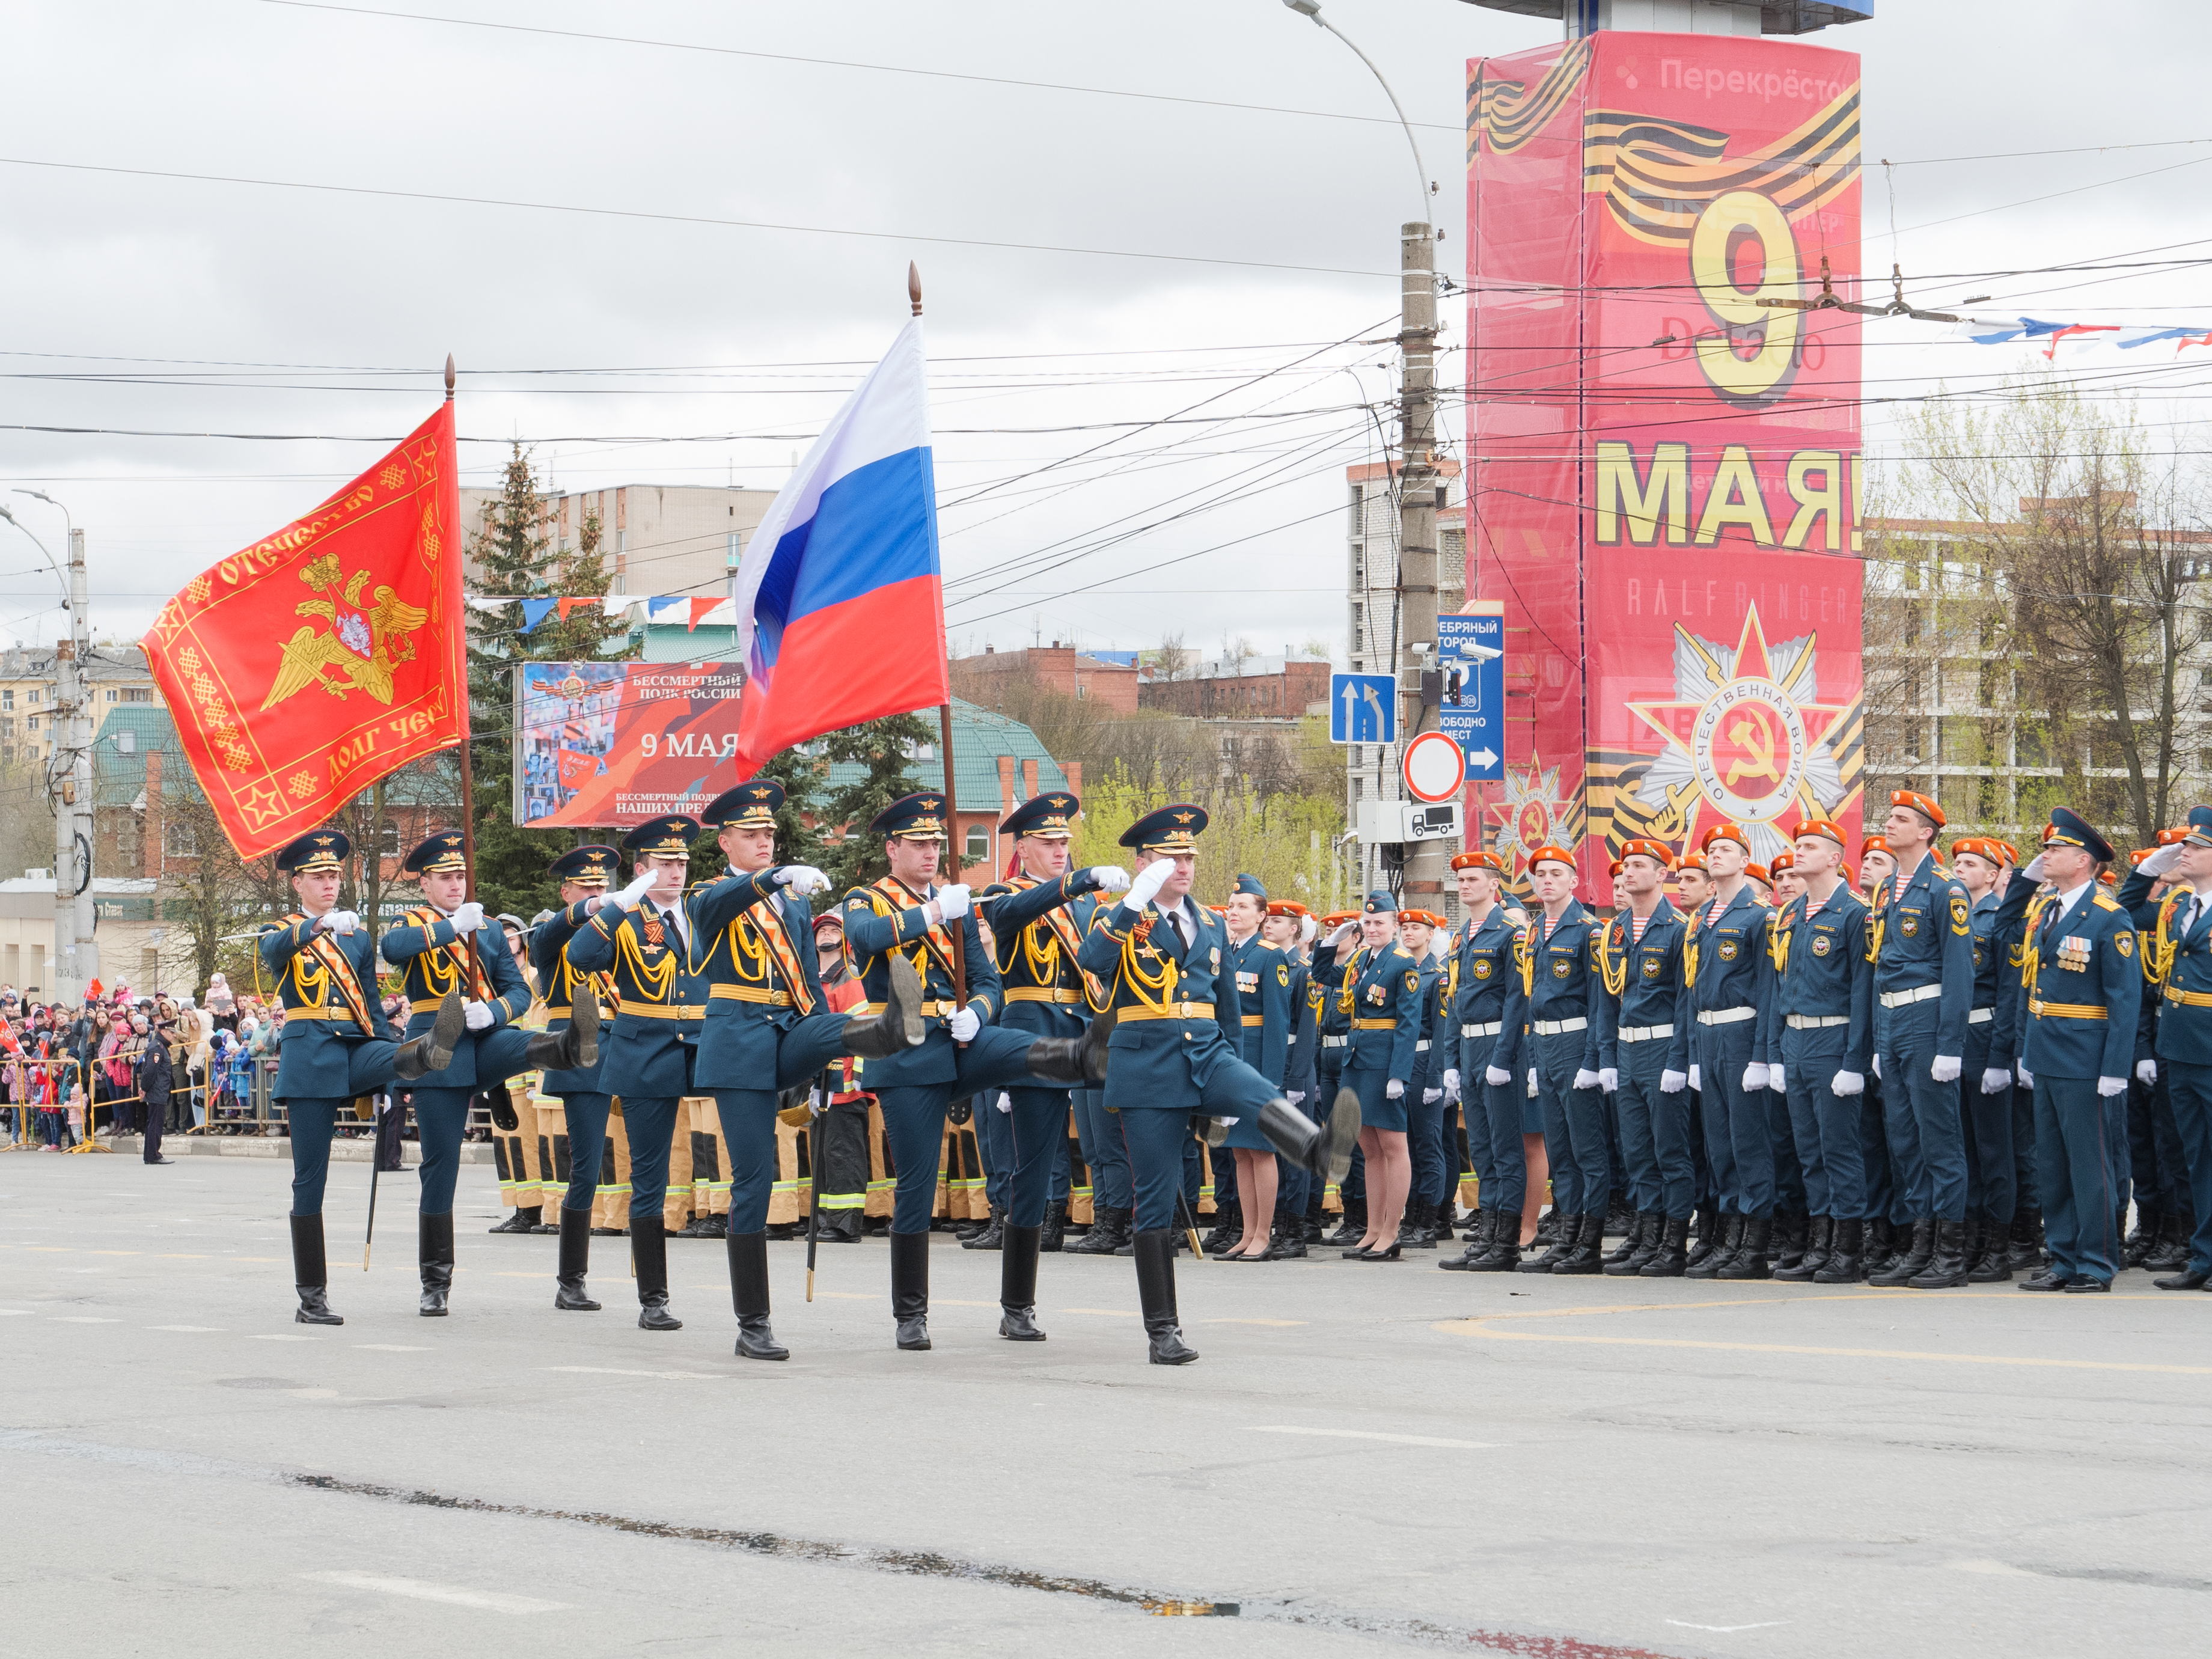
2094,891,2122,912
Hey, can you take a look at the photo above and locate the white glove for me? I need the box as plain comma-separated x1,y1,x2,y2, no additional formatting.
1598,1067,1619,1093
2142,843,2184,879
1327,919,1360,946
1125,860,1172,909
1743,1062,1771,1092
933,884,972,923
2097,1075,2128,1098
1386,1078,1405,1100
1285,1090,1306,1106
1930,1054,1962,1084
1769,1064,1786,1092
2137,1058,2159,1086
774,865,831,897
1485,1065,1511,1087
1688,1063,1701,1091
1981,1068,2011,1095
948,1007,980,1042
451,900,487,932
2021,852,2049,884
2017,1062,2034,1089
1872,1053,1882,1080
319,909,360,936
1573,1068,1601,1090
463,1000,493,1031
613,874,655,911
1090,866,1131,893
1423,1087,1443,1104
1660,1068,1687,1094
994,1091,1013,1114
1832,1070,1865,1096
1443,1068,1461,1095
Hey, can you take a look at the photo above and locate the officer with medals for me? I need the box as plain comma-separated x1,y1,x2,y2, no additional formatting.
2014,808,2144,1291
840,792,1108,1352
1756,819,1873,1284
973,790,1130,1326
560,815,709,1331
2119,808,2212,1289
1214,873,1294,1259
527,843,623,1312
1592,838,1694,1277
1440,851,1529,1271
1311,891,1423,1260
683,780,927,1359
1075,805,1355,1361
383,830,595,1318
1682,822,1776,1280
1953,834,2037,1281
2115,834,2195,1273
1310,909,1363,1245
258,828,460,1325
1867,789,1978,1288
1265,898,1318,1255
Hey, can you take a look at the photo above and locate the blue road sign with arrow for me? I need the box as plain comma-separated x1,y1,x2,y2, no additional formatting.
1328,672,1397,745
1437,610,1505,780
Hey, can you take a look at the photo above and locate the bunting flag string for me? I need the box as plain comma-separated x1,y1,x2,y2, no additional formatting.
461,593,738,631
1951,316,2212,358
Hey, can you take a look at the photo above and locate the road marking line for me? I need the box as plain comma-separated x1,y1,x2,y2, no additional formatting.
55,1316,119,1324
541,1365,729,1380
302,1571,568,1614
0,1309,35,1317
150,1325,223,1332
1247,1426,1494,1450
354,1344,429,1352
1437,1318,2212,1374
1667,1619,1789,1632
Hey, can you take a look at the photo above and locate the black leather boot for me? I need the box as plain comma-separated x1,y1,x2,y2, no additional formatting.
489,1204,540,1235
290,1214,342,1325
1775,1216,1832,1282
1397,1198,1432,1251
2009,1207,2046,1272
1639,1214,1691,1277
2123,1206,2159,1268
1863,1215,1895,1275
1434,1203,1456,1242
726,1230,787,1359
2146,1212,2192,1273
1271,1211,1307,1259
1325,1204,1367,1247
1040,1200,1067,1254
393,993,465,1081
1474,1209,1527,1271
962,1205,1007,1251
1533,1207,1561,1248
1621,1211,1666,1274
843,956,926,1059
1717,1215,1773,1280
555,1206,600,1310
1602,1211,1645,1267
891,1229,931,1349
999,1223,1046,1341
1132,1228,1197,1365
1438,1208,1490,1271
1257,1092,1361,1183
1910,1218,1969,1288
1872,1218,1936,1286
1771,1212,1809,1275
1520,1213,1580,1273
1687,1213,1743,1280
1685,1201,1722,1268
1814,1218,1864,1283
1069,1203,1127,1255
1967,1212,2014,1282
1024,1009,1113,1087
1203,1202,1241,1256
524,989,599,1073
632,1217,683,1330
1551,1213,1603,1275
418,1211,454,1316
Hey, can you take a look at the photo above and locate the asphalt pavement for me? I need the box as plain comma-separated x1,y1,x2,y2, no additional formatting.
4,1152,2209,1659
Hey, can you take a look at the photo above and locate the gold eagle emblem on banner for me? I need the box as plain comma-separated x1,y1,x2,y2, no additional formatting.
261,551,429,709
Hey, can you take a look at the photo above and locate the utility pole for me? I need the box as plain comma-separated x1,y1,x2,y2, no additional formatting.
53,528,98,1001
1396,220,1444,903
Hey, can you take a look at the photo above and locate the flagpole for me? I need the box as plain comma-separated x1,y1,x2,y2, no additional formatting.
912,263,971,1036
445,352,479,902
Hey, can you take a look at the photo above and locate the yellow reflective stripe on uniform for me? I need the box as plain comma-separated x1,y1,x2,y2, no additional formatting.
819,1193,866,1209
1241,1015,1266,1026
863,1000,958,1016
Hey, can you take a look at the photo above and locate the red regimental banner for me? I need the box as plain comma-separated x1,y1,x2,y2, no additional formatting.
142,403,465,861
1468,33,1864,894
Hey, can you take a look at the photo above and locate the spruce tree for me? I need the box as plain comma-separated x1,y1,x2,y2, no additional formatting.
818,711,935,891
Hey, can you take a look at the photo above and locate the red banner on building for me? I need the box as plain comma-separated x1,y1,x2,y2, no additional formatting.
1468,33,1865,893
142,403,466,860
515,660,747,828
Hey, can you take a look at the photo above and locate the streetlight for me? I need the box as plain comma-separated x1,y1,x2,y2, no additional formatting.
1279,0,1435,219
0,500,72,611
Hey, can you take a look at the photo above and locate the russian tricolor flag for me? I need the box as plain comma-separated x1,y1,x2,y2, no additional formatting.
731,316,947,777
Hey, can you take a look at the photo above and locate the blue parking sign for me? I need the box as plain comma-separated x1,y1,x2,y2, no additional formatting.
1437,611,1505,780
1328,673,1398,745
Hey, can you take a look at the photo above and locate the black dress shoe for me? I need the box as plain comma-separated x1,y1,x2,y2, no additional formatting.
145,1155,176,1166
2063,1278,2111,1293
2017,1270,2075,1291
2154,1266,2212,1291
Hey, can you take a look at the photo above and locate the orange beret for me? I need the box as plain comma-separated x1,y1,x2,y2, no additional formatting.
1450,850,1506,874
1767,852,1795,875
1792,818,1848,848
1745,863,1771,884
1700,822,1749,854
1526,843,1576,873
1892,789,1946,829
1675,851,1707,874
1861,834,1890,858
1399,908,1447,929
1951,836,2009,867
1618,838,1675,870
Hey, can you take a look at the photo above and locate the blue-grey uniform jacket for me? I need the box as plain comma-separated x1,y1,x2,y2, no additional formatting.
840,875,1003,1090
981,868,1107,1040
1593,903,1692,1076
685,866,833,1088
1871,854,1975,1056
258,913,395,1100
1685,886,1771,1056
530,900,610,1096
1224,931,1293,1089
563,898,706,1099
1074,896,1249,1103
1492,902,1604,1080
1310,938,1422,1080
2016,883,2143,1081
1755,888,1872,1072
381,906,532,1090
1450,908,1524,1081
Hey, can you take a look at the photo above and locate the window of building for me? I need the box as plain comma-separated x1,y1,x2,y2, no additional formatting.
165,817,201,858
26,690,38,707
2,690,13,710
106,689,117,703
122,687,151,703
26,717,38,733
964,825,988,860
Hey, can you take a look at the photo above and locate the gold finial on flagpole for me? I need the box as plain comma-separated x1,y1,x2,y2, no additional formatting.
908,262,922,317
444,353,456,402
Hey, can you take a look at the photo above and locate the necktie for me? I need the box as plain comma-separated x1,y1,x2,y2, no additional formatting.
2186,897,2202,941
1165,909,1187,953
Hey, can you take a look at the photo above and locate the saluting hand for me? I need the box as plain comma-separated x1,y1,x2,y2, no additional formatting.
1090,866,1131,893
1124,860,1173,910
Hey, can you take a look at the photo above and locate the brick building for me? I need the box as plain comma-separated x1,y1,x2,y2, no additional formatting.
949,642,1140,715
1138,652,1332,718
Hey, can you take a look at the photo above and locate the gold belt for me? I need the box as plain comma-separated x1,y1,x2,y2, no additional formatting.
409,998,462,1016
622,1003,707,1020
1352,1018,1399,1030
2029,998,2107,1020
1117,1001,1215,1022
864,1000,957,1016
1006,987,1083,1004
709,985,793,1007
1241,1014,1266,1027
286,1008,359,1023
2167,985,2212,1009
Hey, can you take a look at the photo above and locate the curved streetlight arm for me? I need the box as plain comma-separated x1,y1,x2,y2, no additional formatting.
0,503,70,610
1282,0,1432,223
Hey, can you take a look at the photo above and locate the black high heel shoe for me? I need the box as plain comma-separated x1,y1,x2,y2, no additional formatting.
1357,1242,1404,1262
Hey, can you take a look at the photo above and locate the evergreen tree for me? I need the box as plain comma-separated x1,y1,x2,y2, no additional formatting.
817,711,935,892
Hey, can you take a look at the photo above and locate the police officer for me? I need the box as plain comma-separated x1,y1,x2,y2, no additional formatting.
560,816,709,1331
1593,839,1693,1277
527,844,623,1312
1684,823,1775,1280
1396,907,1450,1251
1312,891,1422,1260
686,780,927,1358
1074,804,1356,1361
1758,819,1872,1284
258,828,458,1325
841,792,1107,1351
2015,808,2143,1291
1954,835,2037,1281
383,830,593,1318
2125,809,2212,1289
1868,790,1977,1288
975,790,1129,1322
1441,852,1529,1272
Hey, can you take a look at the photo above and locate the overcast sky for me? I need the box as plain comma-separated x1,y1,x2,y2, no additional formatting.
4,0,2209,661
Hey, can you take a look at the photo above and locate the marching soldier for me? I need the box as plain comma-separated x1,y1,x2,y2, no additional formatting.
1441,851,1531,1272
258,828,459,1324
974,791,1129,1324
682,780,926,1358
1074,804,1355,1361
1684,823,1775,1280
840,792,1105,1352
1867,790,1977,1288
527,845,623,1312
1592,839,1693,1277
560,816,708,1331
383,830,594,1318
1954,834,2036,1280
1758,819,1872,1284
1312,891,1422,1260
2015,808,2143,1291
